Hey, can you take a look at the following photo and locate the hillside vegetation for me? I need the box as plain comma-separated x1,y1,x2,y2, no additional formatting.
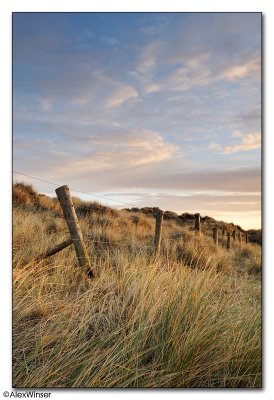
13,183,262,388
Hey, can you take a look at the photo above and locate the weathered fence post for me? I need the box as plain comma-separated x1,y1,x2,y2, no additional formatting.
194,213,201,235
221,228,225,247
227,231,231,250
245,233,248,244
238,232,242,248
213,227,218,250
55,185,93,276
154,210,164,255
232,230,236,242
34,238,73,262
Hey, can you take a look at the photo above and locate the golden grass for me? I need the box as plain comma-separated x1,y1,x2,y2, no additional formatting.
12,185,262,388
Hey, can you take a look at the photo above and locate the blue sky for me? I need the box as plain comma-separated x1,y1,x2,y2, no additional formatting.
13,12,261,229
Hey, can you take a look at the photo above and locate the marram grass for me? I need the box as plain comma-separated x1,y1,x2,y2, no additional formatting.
13,188,262,388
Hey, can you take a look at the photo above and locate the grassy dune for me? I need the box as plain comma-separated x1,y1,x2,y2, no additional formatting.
12,183,262,388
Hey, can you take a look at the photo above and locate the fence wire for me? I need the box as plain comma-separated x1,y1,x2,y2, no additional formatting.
13,170,140,209
13,169,248,263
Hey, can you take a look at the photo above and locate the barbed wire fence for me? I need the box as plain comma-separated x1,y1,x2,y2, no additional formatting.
13,170,249,276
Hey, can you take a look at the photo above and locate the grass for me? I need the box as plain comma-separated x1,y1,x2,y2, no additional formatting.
12,183,262,388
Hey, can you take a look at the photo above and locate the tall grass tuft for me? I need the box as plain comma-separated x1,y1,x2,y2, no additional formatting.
12,184,262,388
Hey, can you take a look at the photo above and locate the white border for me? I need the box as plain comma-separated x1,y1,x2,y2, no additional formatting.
1,1,273,398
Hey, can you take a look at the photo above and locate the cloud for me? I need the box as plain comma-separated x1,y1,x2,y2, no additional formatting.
165,67,190,92
134,36,260,96
139,51,212,93
145,83,160,94
25,66,139,111
134,192,261,214
115,167,261,193
207,142,221,151
239,108,261,121
100,35,119,46
39,98,52,111
105,85,138,108
51,129,177,179
136,41,162,74
140,25,157,37
12,13,261,230
158,52,259,93
222,132,261,154
208,131,261,155
231,130,242,138
218,56,260,82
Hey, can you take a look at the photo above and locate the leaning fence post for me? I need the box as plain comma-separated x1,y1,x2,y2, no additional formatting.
154,210,163,255
55,185,93,277
34,238,73,262
213,227,218,250
194,213,201,235
227,231,231,250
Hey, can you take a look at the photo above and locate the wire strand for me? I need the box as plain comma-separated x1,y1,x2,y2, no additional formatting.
13,170,140,208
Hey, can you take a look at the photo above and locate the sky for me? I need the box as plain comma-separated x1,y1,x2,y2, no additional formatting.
13,12,261,229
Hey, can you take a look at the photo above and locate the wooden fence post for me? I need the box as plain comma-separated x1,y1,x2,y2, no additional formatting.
55,185,93,277
154,210,164,255
194,213,201,235
238,232,242,248
35,238,73,262
213,227,218,250
232,230,236,242
245,233,248,244
227,231,231,250
221,228,225,246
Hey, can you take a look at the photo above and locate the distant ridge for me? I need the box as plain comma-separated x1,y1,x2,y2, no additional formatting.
13,182,261,245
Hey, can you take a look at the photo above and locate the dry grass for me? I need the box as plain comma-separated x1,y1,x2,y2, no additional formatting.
12,184,262,388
